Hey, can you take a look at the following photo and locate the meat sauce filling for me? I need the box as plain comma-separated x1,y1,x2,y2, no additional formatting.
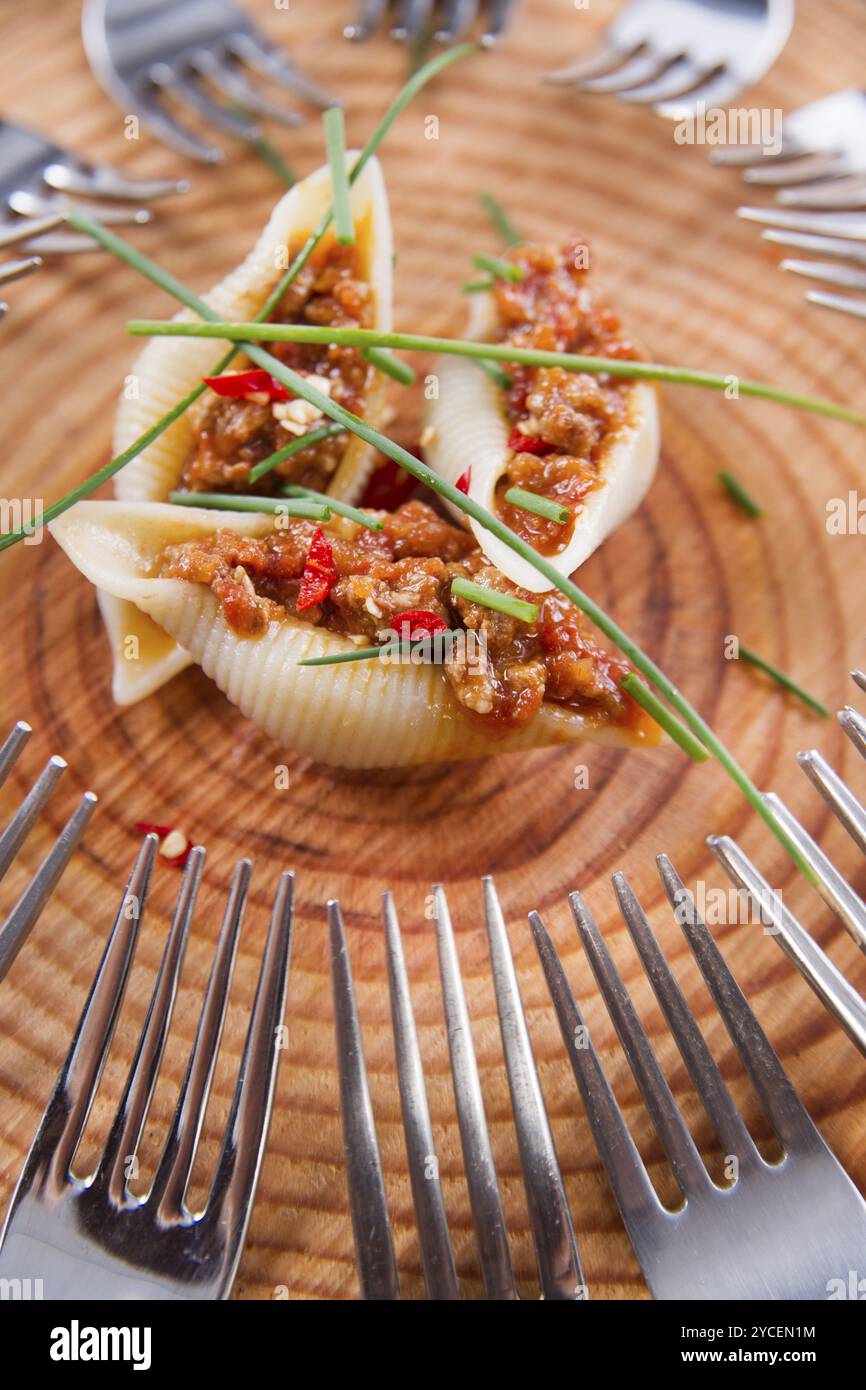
179,240,373,496
158,501,651,737
491,239,640,555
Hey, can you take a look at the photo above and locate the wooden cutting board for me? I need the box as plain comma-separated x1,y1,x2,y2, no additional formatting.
1,0,865,1300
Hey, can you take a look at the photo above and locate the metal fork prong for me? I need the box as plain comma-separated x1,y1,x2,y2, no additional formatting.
659,853,822,1147
435,0,479,42
7,190,150,227
657,66,770,121
805,290,866,319
191,51,303,127
327,898,399,1301
382,893,458,1300
708,837,866,1062
617,58,708,108
151,858,251,1220
483,878,586,1300
0,791,97,986
0,214,72,250
542,42,634,86
840,705,866,759
48,835,158,1183
528,910,665,1228
344,0,390,41
797,750,866,855
612,873,758,1166
131,82,222,163
781,259,866,293
709,140,805,167
97,847,205,1202
738,207,866,240
575,49,671,96
763,792,866,952
778,177,866,211
743,152,851,187
0,754,67,884
0,720,31,787
480,0,515,44
149,63,261,141
0,256,41,287
208,871,294,1232
853,671,866,695
228,31,337,109
569,889,710,1199
432,886,517,1300
763,229,866,265
390,0,435,41
42,163,190,201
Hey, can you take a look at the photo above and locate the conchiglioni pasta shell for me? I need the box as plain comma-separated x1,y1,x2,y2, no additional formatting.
103,153,393,704
422,289,660,594
50,502,660,770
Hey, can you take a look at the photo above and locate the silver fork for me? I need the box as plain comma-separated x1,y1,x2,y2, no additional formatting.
344,0,516,45
710,669,866,1056
83,0,337,164
327,884,585,1299
0,255,41,318
0,836,293,1299
530,858,866,1299
0,721,97,984
542,0,794,121
719,91,866,319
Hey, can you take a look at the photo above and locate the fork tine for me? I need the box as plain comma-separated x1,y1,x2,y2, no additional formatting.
44,835,158,1183
229,31,337,109
762,229,866,264
805,290,866,319
432,886,517,1300
542,42,634,86
709,141,804,167
132,81,222,163
0,791,97,985
328,898,400,1300
738,207,866,240
344,0,390,41
570,889,710,1198
797,749,866,855
208,872,294,1235
0,216,69,250
612,873,758,1166
382,893,458,1299
658,854,820,1148
148,64,261,141
528,910,665,1227
763,792,866,952
840,704,866,758
575,50,671,96
389,0,435,42
0,754,67,884
0,256,41,287
781,259,866,293
743,152,851,187
191,52,303,127
151,859,251,1219
96,847,205,1200
482,878,586,1300
657,67,769,121
0,720,31,787
777,176,866,211
617,59,708,107
42,162,189,202
435,0,479,42
480,0,515,44
853,671,866,696
709,837,866,1061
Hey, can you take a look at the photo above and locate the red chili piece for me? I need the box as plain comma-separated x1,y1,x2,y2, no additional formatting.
203,369,291,402
133,821,173,838
507,427,551,456
456,467,471,494
358,459,416,511
389,610,448,640
297,528,338,612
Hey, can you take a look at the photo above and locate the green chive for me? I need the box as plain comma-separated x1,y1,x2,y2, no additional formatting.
299,645,384,666
361,346,415,384
129,322,866,430
737,646,829,718
503,487,570,524
282,483,383,530
718,470,763,518
473,358,513,391
479,193,521,247
229,107,297,187
57,153,822,884
323,107,354,245
248,424,346,484
0,44,479,555
450,576,539,623
472,252,523,284
167,491,330,519
463,278,496,294
620,675,710,762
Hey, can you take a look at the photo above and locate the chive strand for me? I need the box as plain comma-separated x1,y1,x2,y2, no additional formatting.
450,576,539,623
738,646,830,718
323,107,354,244
479,193,521,247
503,487,570,524
361,346,416,384
718,470,763,518
472,357,513,390
167,491,330,519
463,278,496,293
282,483,383,530
620,675,710,762
129,321,866,428
248,424,346,484
472,252,523,283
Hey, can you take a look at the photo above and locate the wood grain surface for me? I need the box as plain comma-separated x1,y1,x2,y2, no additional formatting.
1,0,865,1301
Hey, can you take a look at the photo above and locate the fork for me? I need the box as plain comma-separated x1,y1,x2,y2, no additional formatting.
722,89,866,319
530,857,866,1299
0,721,97,984
542,0,794,121
0,836,293,1298
83,0,337,164
344,0,516,45
0,255,41,318
327,884,585,1299
709,669,866,1056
